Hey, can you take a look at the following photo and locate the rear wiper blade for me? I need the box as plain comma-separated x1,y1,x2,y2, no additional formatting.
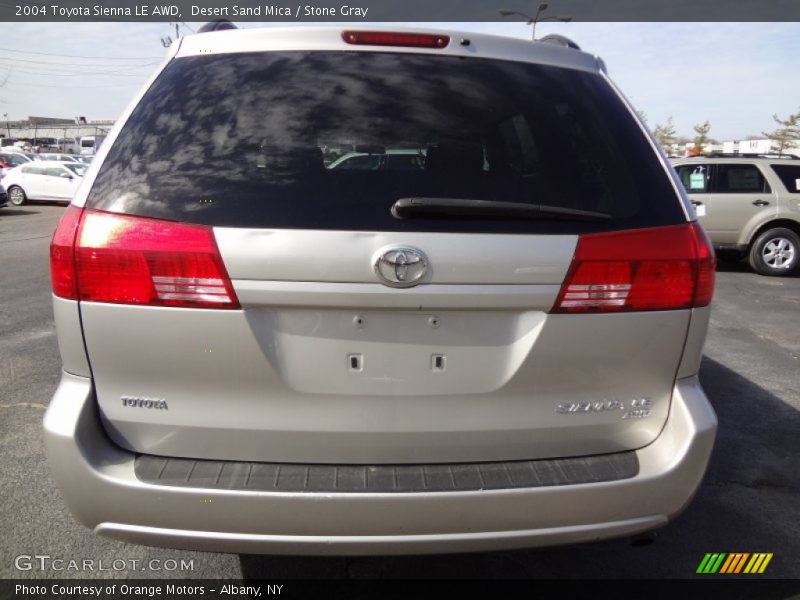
391,197,612,222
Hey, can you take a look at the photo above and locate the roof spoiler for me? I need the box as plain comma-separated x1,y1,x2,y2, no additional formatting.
539,34,580,50
198,19,237,33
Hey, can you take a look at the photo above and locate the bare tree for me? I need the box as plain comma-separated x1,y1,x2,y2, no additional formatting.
653,117,677,154
762,109,800,155
692,120,712,154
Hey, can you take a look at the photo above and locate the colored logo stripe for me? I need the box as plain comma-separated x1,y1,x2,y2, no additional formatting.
744,553,773,574
719,553,749,573
697,553,773,574
697,553,726,574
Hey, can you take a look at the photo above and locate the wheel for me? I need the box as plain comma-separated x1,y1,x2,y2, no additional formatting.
748,227,800,276
7,185,26,206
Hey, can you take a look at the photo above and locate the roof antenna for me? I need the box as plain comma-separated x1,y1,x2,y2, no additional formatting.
538,34,581,50
198,19,238,33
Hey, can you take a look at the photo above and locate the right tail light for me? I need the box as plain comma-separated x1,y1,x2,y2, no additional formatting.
552,222,715,313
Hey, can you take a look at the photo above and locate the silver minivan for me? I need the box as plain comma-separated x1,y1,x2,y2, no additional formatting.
45,26,717,555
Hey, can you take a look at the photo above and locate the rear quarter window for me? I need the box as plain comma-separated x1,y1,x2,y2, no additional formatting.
87,51,686,234
770,164,800,193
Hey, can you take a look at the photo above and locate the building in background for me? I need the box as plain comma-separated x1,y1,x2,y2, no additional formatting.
0,116,113,153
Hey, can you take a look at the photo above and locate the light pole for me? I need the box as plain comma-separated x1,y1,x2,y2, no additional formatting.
3,113,8,138
499,3,572,42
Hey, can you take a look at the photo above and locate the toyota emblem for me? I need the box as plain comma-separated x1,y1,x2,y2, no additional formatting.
374,247,428,288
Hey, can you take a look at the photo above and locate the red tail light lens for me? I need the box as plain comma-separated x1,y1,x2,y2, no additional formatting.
691,223,716,307
51,209,239,309
50,205,84,300
342,31,450,49
552,223,715,313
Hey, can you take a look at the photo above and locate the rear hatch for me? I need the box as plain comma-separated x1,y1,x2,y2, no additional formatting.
58,33,711,463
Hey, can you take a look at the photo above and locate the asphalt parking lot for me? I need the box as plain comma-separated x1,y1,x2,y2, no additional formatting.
1,203,798,580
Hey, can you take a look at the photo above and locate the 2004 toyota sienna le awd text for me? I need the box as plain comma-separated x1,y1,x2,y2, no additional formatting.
43,26,717,555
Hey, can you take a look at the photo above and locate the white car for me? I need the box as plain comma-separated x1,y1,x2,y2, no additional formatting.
327,148,426,170
4,160,87,205
0,151,32,179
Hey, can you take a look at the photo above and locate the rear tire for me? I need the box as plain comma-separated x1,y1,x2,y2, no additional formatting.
8,186,26,206
748,228,800,276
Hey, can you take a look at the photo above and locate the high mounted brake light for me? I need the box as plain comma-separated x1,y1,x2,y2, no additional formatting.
50,208,239,309
342,31,450,49
552,222,715,313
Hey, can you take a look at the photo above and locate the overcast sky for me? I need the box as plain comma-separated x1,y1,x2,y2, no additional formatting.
0,21,798,141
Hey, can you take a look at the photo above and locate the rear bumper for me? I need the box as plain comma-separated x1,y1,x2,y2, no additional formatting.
44,373,716,555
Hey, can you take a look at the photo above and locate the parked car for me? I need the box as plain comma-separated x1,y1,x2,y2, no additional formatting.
0,184,8,208
328,148,427,171
58,138,80,154
79,135,106,156
34,153,81,163
672,154,800,275
3,160,86,205
45,26,717,556
0,151,32,168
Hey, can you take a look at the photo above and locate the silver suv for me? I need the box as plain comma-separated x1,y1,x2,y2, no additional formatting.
672,155,800,276
44,26,717,555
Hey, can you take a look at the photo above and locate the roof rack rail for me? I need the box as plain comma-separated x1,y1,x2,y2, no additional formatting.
538,34,581,50
198,19,237,33
699,152,799,160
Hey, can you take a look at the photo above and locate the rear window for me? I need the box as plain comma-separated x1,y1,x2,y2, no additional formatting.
81,139,94,148
87,51,685,233
770,164,800,193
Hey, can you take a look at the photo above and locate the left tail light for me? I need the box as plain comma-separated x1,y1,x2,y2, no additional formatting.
50,208,240,309
50,205,83,300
